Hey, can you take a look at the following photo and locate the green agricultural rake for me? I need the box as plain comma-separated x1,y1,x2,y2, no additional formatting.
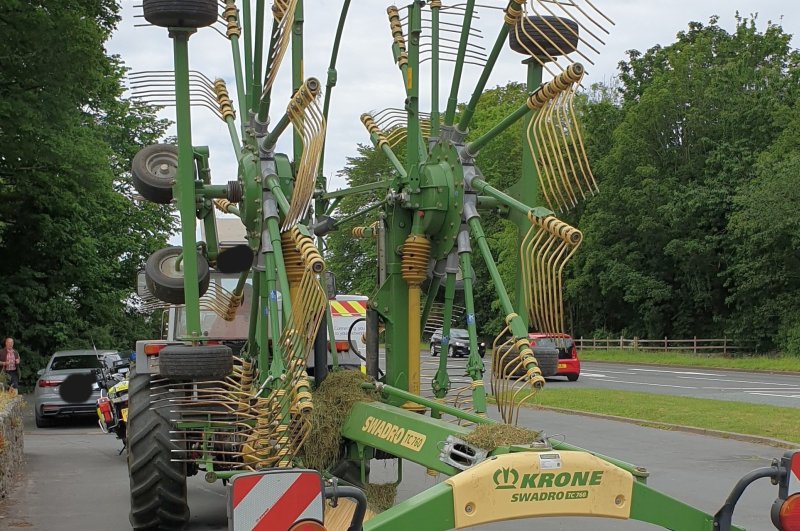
125,0,798,529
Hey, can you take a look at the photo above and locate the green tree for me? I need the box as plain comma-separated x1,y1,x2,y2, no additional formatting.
726,104,800,352
0,0,174,385
569,16,800,342
324,145,397,296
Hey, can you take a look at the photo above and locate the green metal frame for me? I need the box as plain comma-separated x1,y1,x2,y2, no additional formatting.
150,1,762,529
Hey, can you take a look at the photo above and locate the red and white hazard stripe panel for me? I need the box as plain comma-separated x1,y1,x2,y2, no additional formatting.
230,469,325,531
790,451,800,494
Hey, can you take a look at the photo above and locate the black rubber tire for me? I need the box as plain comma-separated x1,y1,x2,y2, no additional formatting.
159,344,234,380
131,144,177,205
494,345,558,377
127,369,189,530
534,348,559,377
143,0,218,29
567,373,579,382
509,16,580,58
34,410,54,428
145,246,210,304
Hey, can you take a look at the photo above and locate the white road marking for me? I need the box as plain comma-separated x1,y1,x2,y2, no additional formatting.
746,392,800,399
675,375,796,386
627,368,723,376
585,377,698,389
580,372,611,378
704,387,800,391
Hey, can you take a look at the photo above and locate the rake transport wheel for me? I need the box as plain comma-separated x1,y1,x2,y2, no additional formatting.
127,369,189,530
508,15,580,57
145,246,211,304
131,143,178,205
142,0,218,29
495,345,558,378
159,344,234,380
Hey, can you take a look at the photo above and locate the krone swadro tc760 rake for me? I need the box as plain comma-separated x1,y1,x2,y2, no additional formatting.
125,0,799,529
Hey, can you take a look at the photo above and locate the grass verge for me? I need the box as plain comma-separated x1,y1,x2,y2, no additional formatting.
580,349,800,372
530,388,800,444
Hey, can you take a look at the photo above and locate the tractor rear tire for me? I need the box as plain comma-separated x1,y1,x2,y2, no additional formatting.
145,246,210,304
508,15,580,58
131,144,177,205
127,369,189,530
159,344,234,380
143,0,218,29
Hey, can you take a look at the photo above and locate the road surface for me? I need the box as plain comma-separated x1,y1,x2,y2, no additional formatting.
569,361,800,408
413,350,799,408
2,395,788,530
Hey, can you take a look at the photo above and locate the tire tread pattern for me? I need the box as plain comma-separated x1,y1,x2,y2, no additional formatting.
128,369,189,530
159,345,234,380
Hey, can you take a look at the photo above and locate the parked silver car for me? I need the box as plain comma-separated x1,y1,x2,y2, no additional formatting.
33,350,120,428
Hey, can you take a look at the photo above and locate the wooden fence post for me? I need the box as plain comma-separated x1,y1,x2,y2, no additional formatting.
723,337,727,356
693,336,697,355
633,336,639,351
664,336,668,353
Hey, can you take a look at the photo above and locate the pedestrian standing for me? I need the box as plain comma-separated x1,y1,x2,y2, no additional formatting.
1,337,20,390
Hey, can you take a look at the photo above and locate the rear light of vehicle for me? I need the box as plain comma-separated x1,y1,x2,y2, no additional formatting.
529,340,537,347
144,343,166,356
97,397,114,424
335,340,349,352
38,379,60,388
572,346,578,359
777,493,800,531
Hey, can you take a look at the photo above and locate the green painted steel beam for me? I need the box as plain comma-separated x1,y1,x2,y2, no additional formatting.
443,0,476,126
172,30,201,338
509,63,542,328
341,401,471,475
322,180,388,200
630,481,744,531
470,178,551,219
363,482,455,531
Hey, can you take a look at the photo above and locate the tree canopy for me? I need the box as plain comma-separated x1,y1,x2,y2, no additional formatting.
569,16,800,352
0,0,175,385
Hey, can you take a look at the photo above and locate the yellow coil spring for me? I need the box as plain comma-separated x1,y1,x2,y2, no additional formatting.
387,6,406,55
401,234,430,286
526,64,584,110
361,113,389,148
222,4,240,38
213,198,233,213
281,231,306,284
504,0,525,26
213,79,236,121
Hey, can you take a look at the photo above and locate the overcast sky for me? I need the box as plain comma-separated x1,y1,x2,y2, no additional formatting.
108,1,799,191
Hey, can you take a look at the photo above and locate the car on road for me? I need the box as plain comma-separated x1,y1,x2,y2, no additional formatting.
529,333,580,381
33,349,121,427
430,328,486,358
